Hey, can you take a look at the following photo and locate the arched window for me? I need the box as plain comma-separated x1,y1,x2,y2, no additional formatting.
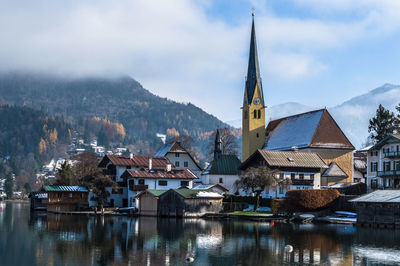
253,110,257,118
258,110,261,118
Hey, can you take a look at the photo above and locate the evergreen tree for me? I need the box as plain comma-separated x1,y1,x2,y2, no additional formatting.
4,172,14,199
395,103,400,133
55,161,75,185
368,104,396,143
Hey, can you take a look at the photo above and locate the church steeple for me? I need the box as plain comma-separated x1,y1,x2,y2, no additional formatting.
214,129,222,159
244,13,263,106
241,13,266,162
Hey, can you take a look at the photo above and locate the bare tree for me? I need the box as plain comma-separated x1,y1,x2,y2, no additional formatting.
236,166,291,211
208,128,239,157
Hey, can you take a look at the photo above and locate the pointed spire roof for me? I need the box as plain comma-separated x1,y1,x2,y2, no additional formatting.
245,14,263,105
214,129,222,159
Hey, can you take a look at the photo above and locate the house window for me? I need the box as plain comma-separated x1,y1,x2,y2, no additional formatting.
290,173,295,180
175,153,180,158
138,179,145,185
158,180,168,186
81,193,84,199
127,166,131,169
184,161,188,168
219,178,223,184
371,162,378,172
299,174,304,180
253,110,257,118
310,174,314,180
370,151,374,156
384,161,391,171
181,181,189,187
279,173,284,178
279,186,284,195
69,193,72,198
58,193,62,198
175,161,180,167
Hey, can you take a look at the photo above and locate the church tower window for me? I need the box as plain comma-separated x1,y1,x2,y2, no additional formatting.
258,110,261,119
253,110,257,118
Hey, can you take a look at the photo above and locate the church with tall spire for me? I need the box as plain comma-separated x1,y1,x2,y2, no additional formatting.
242,13,266,162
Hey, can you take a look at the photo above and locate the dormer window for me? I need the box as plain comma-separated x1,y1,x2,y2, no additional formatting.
287,157,294,162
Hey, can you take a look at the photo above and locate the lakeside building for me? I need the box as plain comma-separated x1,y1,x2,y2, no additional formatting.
366,134,400,190
353,150,367,183
240,14,355,185
136,188,223,217
98,154,197,207
239,149,328,198
41,185,89,212
201,130,242,194
121,167,196,208
351,190,400,228
155,141,202,178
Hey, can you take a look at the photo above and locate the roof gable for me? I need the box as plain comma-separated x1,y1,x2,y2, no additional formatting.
154,141,202,170
369,134,400,151
264,109,354,151
122,168,196,180
98,154,170,169
322,162,348,178
310,109,355,149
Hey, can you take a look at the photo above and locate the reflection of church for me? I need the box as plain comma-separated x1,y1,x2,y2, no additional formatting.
241,14,355,185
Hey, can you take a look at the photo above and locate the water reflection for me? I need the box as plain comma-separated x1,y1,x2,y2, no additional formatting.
1,202,400,265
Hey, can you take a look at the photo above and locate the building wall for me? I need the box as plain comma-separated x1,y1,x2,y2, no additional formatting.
355,202,400,225
366,142,400,190
202,174,239,194
46,191,89,211
308,148,353,183
165,153,201,177
242,85,265,162
138,193,159,216
126,178,193,208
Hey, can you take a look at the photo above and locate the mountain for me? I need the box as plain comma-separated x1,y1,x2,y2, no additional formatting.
226,84,400,149
330,84,400,149
0,105,71,181
0,72,229,156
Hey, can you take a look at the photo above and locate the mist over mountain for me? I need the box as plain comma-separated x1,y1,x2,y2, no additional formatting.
0,71,229,158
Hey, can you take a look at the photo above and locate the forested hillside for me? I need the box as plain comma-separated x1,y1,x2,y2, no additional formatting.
0,72,229,154
0,105,71,188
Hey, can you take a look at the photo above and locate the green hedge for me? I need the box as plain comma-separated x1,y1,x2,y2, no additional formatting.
223,194,272,207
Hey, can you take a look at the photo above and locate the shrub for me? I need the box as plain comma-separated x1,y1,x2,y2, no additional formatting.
271,199,285,215
285,189,340,212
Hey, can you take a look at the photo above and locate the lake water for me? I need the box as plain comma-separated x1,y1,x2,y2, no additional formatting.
1,202,400,266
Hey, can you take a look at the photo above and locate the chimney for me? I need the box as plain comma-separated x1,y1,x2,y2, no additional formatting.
129,153,133,160
166,164,172,172
149,158,152,170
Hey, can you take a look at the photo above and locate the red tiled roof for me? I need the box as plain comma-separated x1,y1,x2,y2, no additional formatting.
122,168,196,179
98,154,171,168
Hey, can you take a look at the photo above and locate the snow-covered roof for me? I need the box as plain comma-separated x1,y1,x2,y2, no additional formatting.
196,191,223,198
193,184,229,192
264,109,354,151
264,110,323,150
350,190,400,203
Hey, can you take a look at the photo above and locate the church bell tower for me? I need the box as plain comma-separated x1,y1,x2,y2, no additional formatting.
242,13,265,162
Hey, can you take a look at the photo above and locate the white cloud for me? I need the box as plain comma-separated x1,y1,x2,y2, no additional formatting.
1,0,400,121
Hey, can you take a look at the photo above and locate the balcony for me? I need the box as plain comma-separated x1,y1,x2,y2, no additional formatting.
129,184,148,191
291,179,314,186
377,170,400,177
384,151,400,158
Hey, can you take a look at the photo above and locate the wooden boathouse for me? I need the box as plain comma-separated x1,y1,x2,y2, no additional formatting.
351,190,400,228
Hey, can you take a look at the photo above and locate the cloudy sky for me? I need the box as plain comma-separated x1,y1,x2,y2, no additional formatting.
2,0,400,123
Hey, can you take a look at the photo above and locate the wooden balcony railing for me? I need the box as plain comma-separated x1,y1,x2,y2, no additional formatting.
129,184,148,191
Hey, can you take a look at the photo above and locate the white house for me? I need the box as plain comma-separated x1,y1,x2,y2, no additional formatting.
239,149,328,198
98,154,172,207
155,141,202,178
366,134,400,190
121,167,197,207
